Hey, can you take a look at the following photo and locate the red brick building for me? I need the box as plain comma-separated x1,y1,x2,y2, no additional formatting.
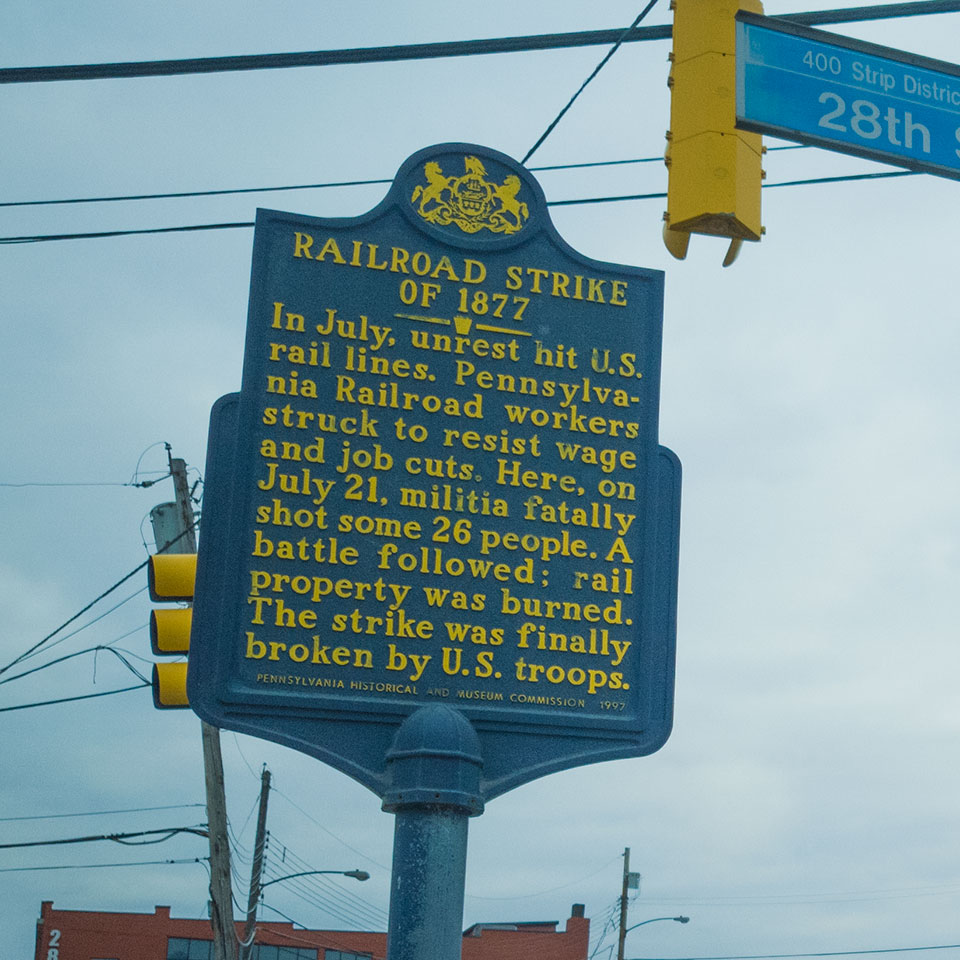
35,901,589,960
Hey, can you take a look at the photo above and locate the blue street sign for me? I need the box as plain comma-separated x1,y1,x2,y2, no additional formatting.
736,11,960,180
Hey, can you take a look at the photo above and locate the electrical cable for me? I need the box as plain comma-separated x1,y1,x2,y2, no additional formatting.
0,857,206,872
630,946,960,960
0,178,391,209
2,2,958,85
259,903,360,957
0,522,196,677
0,221,255,244
258,902,388,960
128,441,174,487
270,869,389,929
0,803,205,822
230,732,264,783
522,0,660,164
262,872,380,930
588,898,625,960
0,480,141,487
642,887,960,907
103,625,149,650
231,888,250,917
272,786,390,871
112,831,202,847
0,168,923,245
0,645,151,687
264,842,388,925
0,25,674,85
0,567,148,675
0,158,648,209
5,586,149,674
233,789,266,843
0,151,805,211
262,876,380,931
765,169,916,189
0,825,208,849
0,682,150,712
466,852,620,900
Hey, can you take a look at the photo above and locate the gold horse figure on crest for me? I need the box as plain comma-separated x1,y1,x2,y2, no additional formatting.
411,162,454,217
410,156,530,235
490,176,529,231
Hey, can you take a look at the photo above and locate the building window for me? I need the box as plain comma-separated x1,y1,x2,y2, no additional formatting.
324,952,372,960
167,940,212,960
167,941,316,960
256,946,316,960
253,948,316,960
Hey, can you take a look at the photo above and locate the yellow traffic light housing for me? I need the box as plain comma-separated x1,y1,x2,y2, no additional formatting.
153,662,189,710
148,552,196,602
664,0,765,265
150,607,192,655
148,553,197,709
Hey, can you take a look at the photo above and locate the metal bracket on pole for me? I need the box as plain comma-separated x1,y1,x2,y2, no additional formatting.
381,705,484,960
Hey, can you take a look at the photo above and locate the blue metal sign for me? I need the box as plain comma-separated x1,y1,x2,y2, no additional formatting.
736,11,960,180
188,143,681,801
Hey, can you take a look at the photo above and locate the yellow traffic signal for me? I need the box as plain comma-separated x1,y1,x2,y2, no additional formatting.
150,607,192,654
148,553,197,709
148,552,196,602
152,662,189,710
664,0,764,265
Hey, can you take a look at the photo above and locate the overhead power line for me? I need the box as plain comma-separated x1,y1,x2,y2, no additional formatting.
631,946,960,960
0,523,195,678
2,2,959,84
264,840,389,929
0,803,205,822
0,683,150,712
522,0,661,164
0,169,920,245
0,222,255,245
0,645,150,688
0,826,209,850
0,858,206,873
0,480,138,487
272,786,391,872
0,563,148,674
0,157,668,209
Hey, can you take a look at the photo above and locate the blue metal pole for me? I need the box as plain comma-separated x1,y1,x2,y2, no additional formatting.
381,705,485,960
386,806,469,959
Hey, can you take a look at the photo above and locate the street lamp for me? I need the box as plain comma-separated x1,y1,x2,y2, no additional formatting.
624,916,691,960
240,869,370,960
259,869,370,888
625,915,689,934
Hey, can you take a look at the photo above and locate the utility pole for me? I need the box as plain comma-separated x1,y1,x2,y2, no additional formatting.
239,766,271,960
161,448,237,960
617,847,630,960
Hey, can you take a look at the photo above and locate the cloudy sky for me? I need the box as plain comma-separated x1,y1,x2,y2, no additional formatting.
2,2,959,960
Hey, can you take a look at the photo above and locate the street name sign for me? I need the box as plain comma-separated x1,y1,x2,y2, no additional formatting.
736,11,960,180
188,143,681,801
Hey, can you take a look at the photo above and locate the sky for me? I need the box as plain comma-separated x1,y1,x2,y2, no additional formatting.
2,2,959,960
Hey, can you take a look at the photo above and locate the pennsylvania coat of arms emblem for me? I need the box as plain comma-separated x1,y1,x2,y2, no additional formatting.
410,155,529,235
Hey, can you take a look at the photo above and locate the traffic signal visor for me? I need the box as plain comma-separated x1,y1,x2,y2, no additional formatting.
148,553,196,709
148,552,196,602
153,662,189,711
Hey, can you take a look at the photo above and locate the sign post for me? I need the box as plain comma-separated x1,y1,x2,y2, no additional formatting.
188,142,681,958
736,11,960,179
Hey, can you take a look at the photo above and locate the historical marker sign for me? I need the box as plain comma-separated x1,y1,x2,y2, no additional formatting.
737,11,960,180
188,143,681,800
